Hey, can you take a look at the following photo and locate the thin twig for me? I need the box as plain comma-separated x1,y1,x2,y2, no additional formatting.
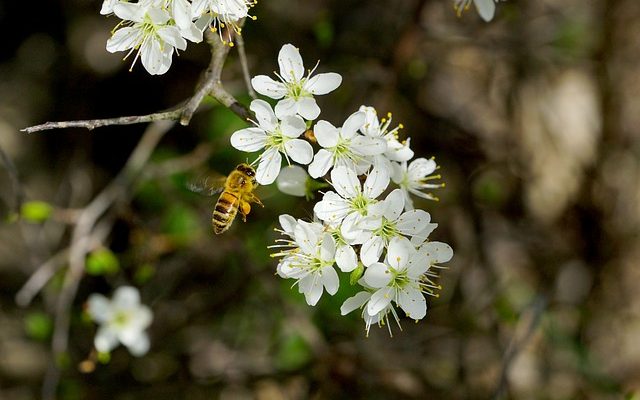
15,248,69,307
42,120,174,400
0,143,25,211
236,34,257,99
24,31,250,134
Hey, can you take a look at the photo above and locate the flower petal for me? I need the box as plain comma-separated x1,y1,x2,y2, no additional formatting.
321,266,339,295
256,148,282,185
281,115,306,138
284,139,313,165
320,233,336,262
157,26,187,51
384,189,405,221
313,191,350,223
408,158,437,181
361,236,384,267
396,210,431,236
230,128,267,152
87,294,111,323
474,0,496,22
302,275,323,306
106,27,140,53
341,111,366,139
305,72,342,95
94,326,119,353
340,292,371,315
363,167,390,199
352,136,387,156
278,43,304,82
363,262,392,288
331,166,360,199
251,75,286,99
308,149,334,178
335,244,358,272
123,332,150,356
250,99,277,132
421,241,454,264
314,120,339,148
398,288,427,320
367,287,394,316
386,236,412,270
296,97,321,120
113,286,140,310
274,98,297,118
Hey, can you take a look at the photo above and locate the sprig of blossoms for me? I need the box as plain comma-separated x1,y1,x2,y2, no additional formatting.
101,0,257,74
229,43,453,335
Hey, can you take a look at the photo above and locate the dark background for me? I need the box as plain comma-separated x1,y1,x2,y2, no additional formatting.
1,0,639,399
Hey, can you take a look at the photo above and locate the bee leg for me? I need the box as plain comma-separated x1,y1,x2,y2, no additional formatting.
248,194,264,207
240,201,251,222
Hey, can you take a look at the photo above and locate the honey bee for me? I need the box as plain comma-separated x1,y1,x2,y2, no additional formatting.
189,164,263,234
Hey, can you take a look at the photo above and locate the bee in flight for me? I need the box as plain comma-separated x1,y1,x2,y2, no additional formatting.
189,164,263,234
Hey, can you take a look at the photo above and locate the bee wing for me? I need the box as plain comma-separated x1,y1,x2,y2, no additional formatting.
186,173,227,197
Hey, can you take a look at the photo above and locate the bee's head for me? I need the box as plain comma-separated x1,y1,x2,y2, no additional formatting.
237,163,256,178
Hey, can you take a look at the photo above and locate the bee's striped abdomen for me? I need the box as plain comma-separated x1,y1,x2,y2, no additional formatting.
212,191,239,234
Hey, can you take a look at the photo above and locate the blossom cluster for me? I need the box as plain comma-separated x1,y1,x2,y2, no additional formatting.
230,44,453,335
100,0,257,74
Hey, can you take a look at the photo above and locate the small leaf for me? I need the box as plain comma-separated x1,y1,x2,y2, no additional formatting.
97,351,111,364
20,201,53,223
86,248,120,276
350,263,364,286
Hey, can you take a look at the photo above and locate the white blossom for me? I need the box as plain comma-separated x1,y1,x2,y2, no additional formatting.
359,106,414,171
307,111,386,178
391,157,443,210
230,99,313,185
362,236,431,320
191,0,255,44
251,44,342,120
313,166,389,242
358,189,435,266
106,2,187,75
340,290,403,336
272,219,339,306
87,286,153,356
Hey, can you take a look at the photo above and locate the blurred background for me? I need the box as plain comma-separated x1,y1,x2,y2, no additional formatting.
1,0,639,398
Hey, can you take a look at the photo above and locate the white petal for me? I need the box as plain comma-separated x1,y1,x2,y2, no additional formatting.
100,0,118,15
363,167,390,199
411,222,438,246
278,44,305,82
113,3,145,22
302,276,323,306
398,288,427,320
278,214,298,235
363,262,392,288
106,27,140,53
314,120,339,148
367,287,394,316
230,128,267,152
113,286,140,309
340,292,371,315
331,166,360,199
308,149,334,179
94,326,119,353
296,97,321,120
321,266,339,295
361,236,384,267
387,236,412,270
384,189,405,221
87,294,111,323
172,0,192,29
157,26,187,51
179,22,204,43
409,158,437,181
141,38,169,75
251,76,286,99
147,7,171,25
256,148,282,185
352,136,387,156
340,212,365,242
341,111,366,139
422,241,454,264
335,244,358,272
250,99,277,132
313,191,350,223
284,140,313,165
320,233,336,262
274,98,297,118
280,115,306,138
123,332,150,356
396,210,431,236
474,0,496,22
305,72,342,95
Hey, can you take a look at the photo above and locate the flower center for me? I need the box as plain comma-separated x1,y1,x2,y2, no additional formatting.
286,80,309,100
350,193,372,216
374,218,399,242
265,129,288,152
112,310,132,328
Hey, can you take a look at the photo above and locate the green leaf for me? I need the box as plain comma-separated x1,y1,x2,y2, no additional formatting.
20,201,53,223
85,248,120,276
24,312,53,341
350,263,364,285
